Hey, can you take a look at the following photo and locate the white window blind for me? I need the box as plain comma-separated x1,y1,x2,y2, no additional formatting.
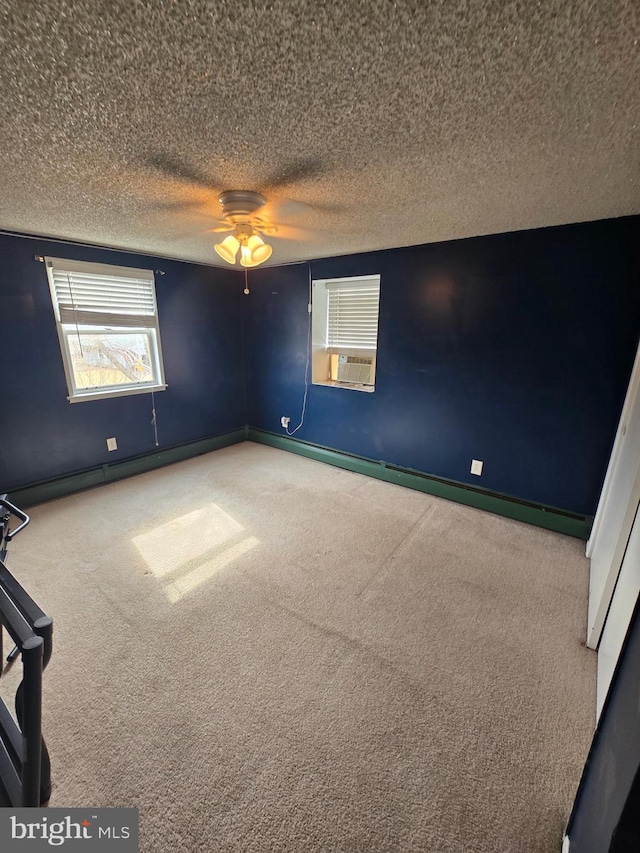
45,256,166,403
46,257,158,328
326,278,380,352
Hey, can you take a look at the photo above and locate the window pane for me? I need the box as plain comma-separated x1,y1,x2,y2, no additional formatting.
67,332,153,390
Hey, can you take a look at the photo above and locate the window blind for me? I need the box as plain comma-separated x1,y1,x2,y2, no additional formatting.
326,279,380,351
46,258,157,328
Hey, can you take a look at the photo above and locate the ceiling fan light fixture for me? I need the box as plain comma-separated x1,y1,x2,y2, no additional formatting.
240,243,260,268
246,234,272,265
214,234,240,264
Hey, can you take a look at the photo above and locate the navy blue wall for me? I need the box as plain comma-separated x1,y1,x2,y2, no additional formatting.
3,216,639,514
244,218,640,516
0,233,245,491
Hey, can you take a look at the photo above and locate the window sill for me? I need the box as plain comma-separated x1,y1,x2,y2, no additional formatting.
68,384,167,403
313,380,375,393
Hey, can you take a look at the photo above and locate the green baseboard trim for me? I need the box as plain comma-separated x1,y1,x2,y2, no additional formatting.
9,425,593,539
247,429,593,539
9,428,247,508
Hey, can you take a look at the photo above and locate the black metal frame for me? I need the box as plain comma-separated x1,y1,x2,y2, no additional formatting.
0,496,53,806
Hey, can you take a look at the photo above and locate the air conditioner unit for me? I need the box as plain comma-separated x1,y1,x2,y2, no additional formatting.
336,354,374,385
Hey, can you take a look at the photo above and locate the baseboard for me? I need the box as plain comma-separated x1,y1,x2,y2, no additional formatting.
247,429,593,540
8,428,247,508
8,426,593,539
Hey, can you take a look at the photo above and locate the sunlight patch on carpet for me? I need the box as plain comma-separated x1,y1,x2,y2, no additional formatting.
132,503,245,577
163,536,260,603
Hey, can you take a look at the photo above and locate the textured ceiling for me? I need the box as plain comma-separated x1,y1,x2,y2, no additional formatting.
0,0,638,268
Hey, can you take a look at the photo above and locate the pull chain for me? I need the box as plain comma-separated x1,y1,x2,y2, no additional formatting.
151,390,159,447
68,272,83,356
244,268,250,295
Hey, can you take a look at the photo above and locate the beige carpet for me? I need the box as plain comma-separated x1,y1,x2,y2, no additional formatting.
1,442,596,851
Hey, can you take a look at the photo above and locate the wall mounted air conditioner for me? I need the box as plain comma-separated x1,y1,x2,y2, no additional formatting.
336,354,374,385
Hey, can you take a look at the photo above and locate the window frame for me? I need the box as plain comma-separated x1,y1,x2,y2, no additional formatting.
45,257,167,403
311,274,381,392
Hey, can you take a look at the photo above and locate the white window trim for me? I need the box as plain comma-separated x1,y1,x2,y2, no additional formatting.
312,274,381,392
45,257,167,403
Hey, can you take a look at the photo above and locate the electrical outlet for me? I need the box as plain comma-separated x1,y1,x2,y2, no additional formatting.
281,416,290,428
106,437,117,452
471,459,483,476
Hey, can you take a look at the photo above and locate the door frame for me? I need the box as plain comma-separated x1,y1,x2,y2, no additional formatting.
587,337,640,649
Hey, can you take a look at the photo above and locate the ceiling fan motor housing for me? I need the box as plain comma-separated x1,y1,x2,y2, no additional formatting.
218,190,266,222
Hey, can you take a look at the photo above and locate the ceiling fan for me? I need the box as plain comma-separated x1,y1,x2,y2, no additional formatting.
142,154,339,266
210,189,275,267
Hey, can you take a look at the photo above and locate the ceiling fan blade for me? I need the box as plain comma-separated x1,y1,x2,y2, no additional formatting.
267,198,344,221
260,158,328,191
142,152,221,192
204,224,234,233
305,201,345,214
267,223,316,242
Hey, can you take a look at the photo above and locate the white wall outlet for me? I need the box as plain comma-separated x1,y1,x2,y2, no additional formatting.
471,459,483,476
106,437,117,452
280,416,290,428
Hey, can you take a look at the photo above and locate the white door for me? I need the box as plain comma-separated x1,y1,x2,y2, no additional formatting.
587,338,640,649
596,499,640,718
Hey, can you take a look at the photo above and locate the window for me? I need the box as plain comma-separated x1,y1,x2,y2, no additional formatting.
312,275,381,391
45,257,166,403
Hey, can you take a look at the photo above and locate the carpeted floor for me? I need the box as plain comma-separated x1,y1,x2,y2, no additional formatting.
1,442,596,851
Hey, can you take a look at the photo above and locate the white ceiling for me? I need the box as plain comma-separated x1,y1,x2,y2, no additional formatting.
1,0,638,267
